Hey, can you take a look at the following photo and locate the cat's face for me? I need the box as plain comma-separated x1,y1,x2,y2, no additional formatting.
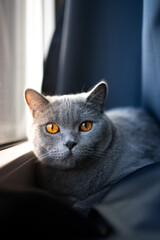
25,81,112,169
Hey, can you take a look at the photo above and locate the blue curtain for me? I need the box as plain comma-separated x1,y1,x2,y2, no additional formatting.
42,0,160,121
142,0,160,122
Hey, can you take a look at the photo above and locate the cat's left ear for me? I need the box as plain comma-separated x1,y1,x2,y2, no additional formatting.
86,81,108,112
25,88,49,117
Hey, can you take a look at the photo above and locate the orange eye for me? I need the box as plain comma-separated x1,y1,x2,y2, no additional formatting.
79,121,92,132
46,123,60,134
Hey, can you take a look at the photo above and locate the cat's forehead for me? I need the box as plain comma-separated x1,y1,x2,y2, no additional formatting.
47,93,86,109
45,93,89,124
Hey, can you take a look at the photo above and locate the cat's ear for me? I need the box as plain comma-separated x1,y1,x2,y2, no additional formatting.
86,81,108,112
25,89,49,117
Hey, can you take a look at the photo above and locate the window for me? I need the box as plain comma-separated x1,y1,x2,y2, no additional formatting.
0,0,55,146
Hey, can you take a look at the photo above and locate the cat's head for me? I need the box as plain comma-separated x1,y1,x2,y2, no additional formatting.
25,81,112,169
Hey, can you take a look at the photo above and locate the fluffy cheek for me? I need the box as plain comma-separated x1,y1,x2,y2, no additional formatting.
79,124,107,151
30,129,76,169
29,124,48,159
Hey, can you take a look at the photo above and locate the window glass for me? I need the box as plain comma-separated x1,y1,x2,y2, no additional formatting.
0,0,55,145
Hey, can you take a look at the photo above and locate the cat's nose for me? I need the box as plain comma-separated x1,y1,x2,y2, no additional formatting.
65,141,77,150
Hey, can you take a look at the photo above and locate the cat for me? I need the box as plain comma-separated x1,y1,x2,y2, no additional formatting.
25,81,160,215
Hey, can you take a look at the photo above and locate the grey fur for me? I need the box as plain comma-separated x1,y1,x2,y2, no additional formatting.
25,81,160,215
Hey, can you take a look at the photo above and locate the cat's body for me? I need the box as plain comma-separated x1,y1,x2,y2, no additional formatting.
25,82,160,215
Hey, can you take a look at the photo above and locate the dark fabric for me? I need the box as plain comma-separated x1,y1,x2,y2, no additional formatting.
0,188,109,239
42,0,142,109
1,162,160,239
43,0,160,121
42,1,65,95
90,162,160,240
142,0,160,121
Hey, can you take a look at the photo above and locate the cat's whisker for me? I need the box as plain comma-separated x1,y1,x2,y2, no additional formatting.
39,151,54,160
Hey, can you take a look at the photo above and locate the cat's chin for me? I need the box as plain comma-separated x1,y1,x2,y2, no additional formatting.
39,153,94,170
36,147,99,170
38,153,79,170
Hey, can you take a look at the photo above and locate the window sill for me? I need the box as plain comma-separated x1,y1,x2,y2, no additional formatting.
0,141,38,189
0,141,32,168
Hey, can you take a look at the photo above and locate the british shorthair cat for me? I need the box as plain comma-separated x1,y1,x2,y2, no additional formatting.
25,81,160,215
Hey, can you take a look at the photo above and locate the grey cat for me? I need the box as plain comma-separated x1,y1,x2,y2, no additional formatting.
25,81,160,215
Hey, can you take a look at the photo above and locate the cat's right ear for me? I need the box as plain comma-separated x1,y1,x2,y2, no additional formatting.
25,89,49,117
86,81,108,112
